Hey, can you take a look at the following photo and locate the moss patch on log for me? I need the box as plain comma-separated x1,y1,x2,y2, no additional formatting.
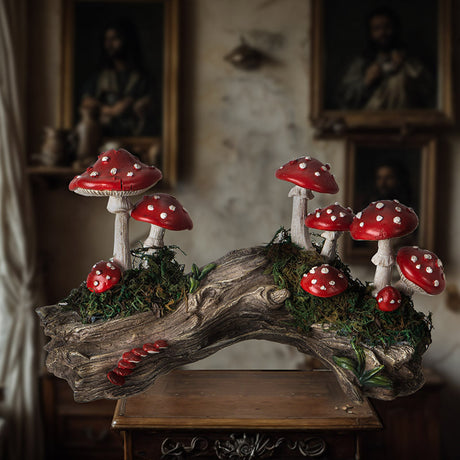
61,246,190,323
264,229,432,355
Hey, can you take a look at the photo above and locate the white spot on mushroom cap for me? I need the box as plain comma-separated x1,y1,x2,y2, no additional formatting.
101,156,109,162
331,215,337,221
434,280,440,287
147,205,154,211
411,255,418,263
321,165,327,171
376,215,383,221
316,212,320,218
356,212,362,219
95,270,101,275
320,285,326,290
393,216,401,224
305,156,311,160
424,254,433,260
134,163,141,170
314,171,320,177
90,171,99,177
390,300,395,304
329,280,335,285
106,275,111,280
376,202,384,209
395,207,402,212
378,297,383,302
416,264,421,269
326,209,333,214
321,267,329,274
437,259,443,268
169,205,176,211
93,281,99,286
309,268,316,274
311,279,317,284
302,274,307,277
106,262,113,268
394,199,400,203
110,168,117,175
338,273,344,278
154,195,160,199
359,222,364,227
426,267,433,273
339,212,346,218
160,212,167,219
127,172,134,177
299,162,307,169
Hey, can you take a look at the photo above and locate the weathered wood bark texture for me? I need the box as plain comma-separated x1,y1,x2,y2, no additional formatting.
37,247,424,403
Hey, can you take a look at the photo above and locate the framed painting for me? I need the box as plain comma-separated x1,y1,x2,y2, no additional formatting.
311,0,453,131
60,0,179,185
343,135,437,263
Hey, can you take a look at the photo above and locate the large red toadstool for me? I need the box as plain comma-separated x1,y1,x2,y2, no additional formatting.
69,149,162,270
131,193,193,250
305,203,354,261
300,264,348,298
349,200,418,292
276,156,339,250
395,246,445,297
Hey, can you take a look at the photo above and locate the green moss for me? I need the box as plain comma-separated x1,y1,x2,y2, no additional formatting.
61,246,190,323
264,228,432,355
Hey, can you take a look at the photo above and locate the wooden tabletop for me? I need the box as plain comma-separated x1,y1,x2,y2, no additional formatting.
112,370,381,431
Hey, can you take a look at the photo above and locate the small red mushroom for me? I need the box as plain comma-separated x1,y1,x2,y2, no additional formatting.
86,260,122,293
349,200,419,292
107,370,125,386
300,264,348,298
113,367,133,377
69,149,162,270
376,286,402,312
132,347,148,357
305,203,354,260
395,246,445,297
131,194,193,251
276,157,339,250
118,359,136,369
143,343,160,354
154,339,168,349
122,351,142,363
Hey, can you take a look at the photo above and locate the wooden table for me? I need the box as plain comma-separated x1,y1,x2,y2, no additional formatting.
112,370,381,459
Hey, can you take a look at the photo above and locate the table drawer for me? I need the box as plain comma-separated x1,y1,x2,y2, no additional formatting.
128,430,358,459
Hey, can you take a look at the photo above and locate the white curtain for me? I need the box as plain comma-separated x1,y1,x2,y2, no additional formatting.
0,0,43,459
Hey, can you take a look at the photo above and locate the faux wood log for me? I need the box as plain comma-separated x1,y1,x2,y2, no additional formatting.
37,247,424,403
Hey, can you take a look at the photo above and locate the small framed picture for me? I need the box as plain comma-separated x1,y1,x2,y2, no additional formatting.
60,0,179,184
311,0,453,131
343,135,437,262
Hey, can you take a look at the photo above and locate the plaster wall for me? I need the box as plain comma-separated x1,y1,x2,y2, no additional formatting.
28,1,460,457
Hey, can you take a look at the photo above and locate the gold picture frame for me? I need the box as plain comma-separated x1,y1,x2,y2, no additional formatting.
59,0,179,186
311,0,453,132
343,135,437,263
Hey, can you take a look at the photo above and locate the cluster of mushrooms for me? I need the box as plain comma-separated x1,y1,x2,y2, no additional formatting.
69,148,193,293
276,156,445,312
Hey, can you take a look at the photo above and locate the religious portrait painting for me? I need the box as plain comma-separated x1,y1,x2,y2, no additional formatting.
60,0,179,184
343,136,437,263
311,0,453,130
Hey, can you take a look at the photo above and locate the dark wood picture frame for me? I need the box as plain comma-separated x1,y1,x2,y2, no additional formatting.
343,135,437,263
59,0,179,185
311,0,453,132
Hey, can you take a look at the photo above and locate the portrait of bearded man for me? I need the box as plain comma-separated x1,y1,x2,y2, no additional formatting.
337,6,435,110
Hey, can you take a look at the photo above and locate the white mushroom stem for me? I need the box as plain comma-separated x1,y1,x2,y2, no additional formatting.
394,268,424,297
371,239,395,291
320,231,340,261
107,196,134,271
144,225,166,250
288,185,314,250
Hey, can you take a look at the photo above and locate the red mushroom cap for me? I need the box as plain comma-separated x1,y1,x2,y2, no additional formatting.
350,200,418,241
107,370,125,386
143,343,160,354
131,194,193,231
69,149,162,196
86,260,122,293
300,264,348,298
275,156,339,194
118,359,136,370
305,203,354,232
376,286,402,312
113,367,133,377
132,347,148,357
122,351,142,363
154,339,168,349
396,246,445,295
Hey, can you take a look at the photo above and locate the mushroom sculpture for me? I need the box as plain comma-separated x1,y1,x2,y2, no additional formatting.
305,203,354,261
395,246,445,297
276,156,339,250
86,260,122,293
300,264,348,298
375,286,402,312
131,193,193,251
349,200,418,292
69,149,162,270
